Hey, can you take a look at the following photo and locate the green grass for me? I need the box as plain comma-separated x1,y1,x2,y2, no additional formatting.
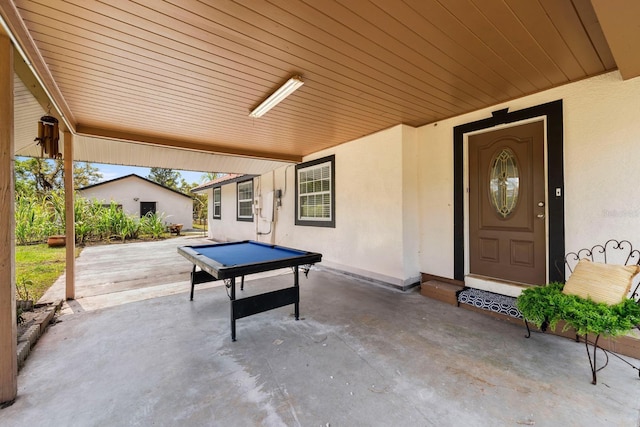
15,244,82,302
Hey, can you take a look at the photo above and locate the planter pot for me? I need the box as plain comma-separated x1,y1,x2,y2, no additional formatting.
47,235,66,247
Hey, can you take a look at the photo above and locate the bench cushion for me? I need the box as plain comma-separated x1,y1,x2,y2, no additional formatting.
562,259,639,305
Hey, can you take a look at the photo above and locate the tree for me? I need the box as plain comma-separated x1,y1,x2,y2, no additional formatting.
192,173,221,221
201,172,220,183
147,167,180,190
14,157,102,196
73,162,102,188
177,177,192,195
192,191,208,222
15,157,60,195
146,168,214,222
177,179,208,222
14,159,38,197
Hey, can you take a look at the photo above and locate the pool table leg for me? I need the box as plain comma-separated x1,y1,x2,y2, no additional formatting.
230,277,237,341
190,265,196,301
294,266,300,320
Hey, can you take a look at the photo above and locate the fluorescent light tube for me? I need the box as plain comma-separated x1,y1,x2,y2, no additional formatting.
249,76,304,118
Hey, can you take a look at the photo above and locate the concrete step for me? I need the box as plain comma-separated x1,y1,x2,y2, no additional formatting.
420,280,464,306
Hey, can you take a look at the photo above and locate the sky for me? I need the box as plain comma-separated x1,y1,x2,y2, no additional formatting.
92,162,208,185
16,156,212,185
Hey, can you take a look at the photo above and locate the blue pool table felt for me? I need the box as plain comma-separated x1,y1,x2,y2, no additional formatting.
193,242,306,267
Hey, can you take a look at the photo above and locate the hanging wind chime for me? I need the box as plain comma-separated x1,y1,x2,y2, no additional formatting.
34,110,61,158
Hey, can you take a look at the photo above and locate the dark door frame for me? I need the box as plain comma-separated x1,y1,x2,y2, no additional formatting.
453,100,565,283
140,201,157,217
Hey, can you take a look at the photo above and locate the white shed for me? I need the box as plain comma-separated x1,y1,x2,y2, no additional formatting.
78,174,193,230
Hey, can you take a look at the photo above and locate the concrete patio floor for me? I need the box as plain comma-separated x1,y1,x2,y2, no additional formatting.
2,237,640,426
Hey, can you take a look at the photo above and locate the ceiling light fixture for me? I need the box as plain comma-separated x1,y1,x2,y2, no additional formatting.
249,76,304,118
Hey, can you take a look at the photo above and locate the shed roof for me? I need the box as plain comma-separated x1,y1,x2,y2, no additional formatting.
78,174,192,199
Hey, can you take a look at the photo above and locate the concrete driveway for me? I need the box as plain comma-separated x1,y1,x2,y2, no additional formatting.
41,236,254,312
3,238,640,426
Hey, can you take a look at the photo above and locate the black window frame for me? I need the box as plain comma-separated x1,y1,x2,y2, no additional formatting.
212,187,222,220
295,155,335,228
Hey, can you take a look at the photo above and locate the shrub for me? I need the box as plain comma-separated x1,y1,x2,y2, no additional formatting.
139,212,166,239
14,192,63,244
16,193,170,245
517,282,640,336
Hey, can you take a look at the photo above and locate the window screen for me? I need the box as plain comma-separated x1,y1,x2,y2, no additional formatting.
237,180,253,221
295,155,335,227
213,187,221,219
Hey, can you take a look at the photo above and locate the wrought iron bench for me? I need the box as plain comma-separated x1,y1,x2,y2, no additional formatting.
518,239,640,384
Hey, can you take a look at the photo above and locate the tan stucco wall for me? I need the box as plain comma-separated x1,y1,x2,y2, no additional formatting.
206,126,420,288
206,70,640,288
281,125,417,287
208,180,257,242
79,176,193,229
417,70,640,280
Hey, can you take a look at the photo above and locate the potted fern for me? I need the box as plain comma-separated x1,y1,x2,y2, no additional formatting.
517,282,640,337
517,282,640,384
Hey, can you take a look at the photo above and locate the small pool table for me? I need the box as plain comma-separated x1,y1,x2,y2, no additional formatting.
178,240,322,341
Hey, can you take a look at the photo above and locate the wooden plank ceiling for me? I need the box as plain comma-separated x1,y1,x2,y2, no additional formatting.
0,0,627,172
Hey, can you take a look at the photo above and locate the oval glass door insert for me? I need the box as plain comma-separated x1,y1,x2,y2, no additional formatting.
489,148,519,218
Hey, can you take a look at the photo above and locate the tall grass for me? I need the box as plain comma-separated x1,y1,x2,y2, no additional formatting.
15,191,65,245
15,192,168,245
140,213,166,239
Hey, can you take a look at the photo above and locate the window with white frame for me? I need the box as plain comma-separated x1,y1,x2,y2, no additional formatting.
295,155,335,227
212,187,221,219
237,180,254,221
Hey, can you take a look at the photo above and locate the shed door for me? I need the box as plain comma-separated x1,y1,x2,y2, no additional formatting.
140,202,156,217
468,121,546,285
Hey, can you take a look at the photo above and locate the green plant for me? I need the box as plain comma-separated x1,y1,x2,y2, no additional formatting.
139,212,166,239
561,296,640,336
16,278,34,325
16,192,172,245
16,277,33,301
517,282,640,337
517,282,566,331
43,190,66,235
14,196,35,245
14,193,50,244
73,197,91,244
120,216,139,242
